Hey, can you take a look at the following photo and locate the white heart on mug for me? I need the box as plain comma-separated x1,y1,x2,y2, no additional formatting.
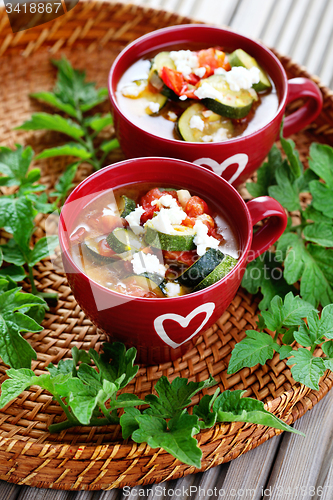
193,153,249,185
153,302,216,349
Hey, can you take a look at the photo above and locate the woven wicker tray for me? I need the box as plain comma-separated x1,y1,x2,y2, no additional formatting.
1,1,333,491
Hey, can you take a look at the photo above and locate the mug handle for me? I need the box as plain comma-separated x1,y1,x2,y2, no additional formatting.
246,196,287,262
283,77,323,137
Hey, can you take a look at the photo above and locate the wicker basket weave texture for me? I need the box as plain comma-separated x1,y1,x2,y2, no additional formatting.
0,0,333,490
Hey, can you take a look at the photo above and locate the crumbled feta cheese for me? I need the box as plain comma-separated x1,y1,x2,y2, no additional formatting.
145,205,186,234
121,81,146,97
225,66,260,91
193,220,220,256
125,206,145,235
168,111,178,121
202,135,214,142
177,189,191,208
131,252,166,277
202,109,213,118
194,82,224,101
102,202,118,217
152,194,179,210
214,67,227,76
164,282,181,297
169,50,199,79
147,101,160,113
189,115,205,131
194,67,206,78
179,95,188,101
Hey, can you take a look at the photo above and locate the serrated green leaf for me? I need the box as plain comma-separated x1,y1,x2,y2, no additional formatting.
0,265,26,282
0,239,26,266
213,390,304,435
303,222,333,247
120,407,141,439
246,145,281,197
18,113,84,140
89,342,138,389
303,206,333,224
0,368,36,408
30,91,77,117
0,317,37,368
192,390,220,429
227,330,277,374
308,143,333,188
280,136,303,178
268,161,301,211
100,138,120,154
131,412,202,468
278,345,294,359
309,179,333,219
47,358,75,377
0,145,34,187
36,143,91,160
52,162,79,204
86,113,113,133
286,348,326,390
28,235,59,266
5,197,35,252
144,375,216,419
261,292,315,332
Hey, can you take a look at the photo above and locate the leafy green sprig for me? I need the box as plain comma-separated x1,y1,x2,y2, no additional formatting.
0,145,79,305
0,341,302,468
228,292,333,391
243,138,333,309
18,57,119,170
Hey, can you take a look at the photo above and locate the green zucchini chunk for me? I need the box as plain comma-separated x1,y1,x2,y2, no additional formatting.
145,225,196,251
178,248,225,287
228,49,272,92
122,275,165,298
140,272,167,295
119,195,136,218
106,227,142,254
178,103,234,142
198,75,254,119
148,52,176,90
82,237,131,264
193,255,238,291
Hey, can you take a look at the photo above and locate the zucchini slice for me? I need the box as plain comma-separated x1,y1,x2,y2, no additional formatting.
122,275,165,298
178,248,225,287
228,49,272,92
119,195,136,218
106,227,142,254
178,103,234,142
193,255,238,291
121,79,167,114
81,238,132,264
145,225,196,251
148,52,176,90
197,75,254,119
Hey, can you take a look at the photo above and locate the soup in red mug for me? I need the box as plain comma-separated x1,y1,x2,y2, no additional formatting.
108,25,323,187
59,157,287,365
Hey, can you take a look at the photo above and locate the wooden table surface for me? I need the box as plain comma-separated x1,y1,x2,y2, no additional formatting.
1,1,333,499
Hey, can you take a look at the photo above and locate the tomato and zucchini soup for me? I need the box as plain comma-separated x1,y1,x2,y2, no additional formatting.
116,47,278,142
69,185,239,298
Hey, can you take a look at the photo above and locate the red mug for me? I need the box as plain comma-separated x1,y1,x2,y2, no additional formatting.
108,24,323,187
59,157,287,365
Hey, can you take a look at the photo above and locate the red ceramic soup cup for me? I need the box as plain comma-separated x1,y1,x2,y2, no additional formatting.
59,157,287,365
108,24,322,187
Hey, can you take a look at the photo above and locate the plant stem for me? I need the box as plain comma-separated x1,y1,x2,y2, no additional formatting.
49,416,111,433
98,401,119,424
28,266,38,295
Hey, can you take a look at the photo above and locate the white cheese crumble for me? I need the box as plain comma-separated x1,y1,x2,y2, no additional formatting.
167,111,178,121
125,206,145,235
189,115,205,131
193,220,220,256
202,126,230,143
147,101,160,113
164,282,181,297
145,204,187,234
177,189,191,208
194,67,206,78
121,81,146,97
225,66,260,91
131,251,166,277
202,109,213,118
169,50,199,79
214,67,227,76
151,194,178,209
194,82,224,101
179,95,188,101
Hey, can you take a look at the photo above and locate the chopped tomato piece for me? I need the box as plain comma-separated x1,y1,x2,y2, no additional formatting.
185,196,211,217
100,214,126,233
160,67,188,95
163,250,199,267
197,48,230,76
182,216,196,228
97,238,117,257
140,188,164,208
70,226,87,243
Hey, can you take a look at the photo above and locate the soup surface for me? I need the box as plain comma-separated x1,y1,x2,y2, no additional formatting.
116,46,279,142
69,184,239,298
